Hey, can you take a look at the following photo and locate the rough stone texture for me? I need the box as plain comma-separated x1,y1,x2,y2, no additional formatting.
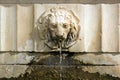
0,53,34,65
4,53,16,64
0,65,14,78
82,66,120,78
1,65,120,80
15,53,35,64
73,53,120,65
0,65,28,78
0,52,119,79
24,53,120,65
13,65,28,78
1,52,120,79
30,53,78,65
0,53,5,64
0,53,120,79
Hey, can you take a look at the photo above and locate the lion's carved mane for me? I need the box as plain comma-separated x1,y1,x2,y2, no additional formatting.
35,7,80,50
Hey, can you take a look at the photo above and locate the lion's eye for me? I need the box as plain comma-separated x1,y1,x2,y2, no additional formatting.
52,25,57,28
50,24,57,29
63,24,67,28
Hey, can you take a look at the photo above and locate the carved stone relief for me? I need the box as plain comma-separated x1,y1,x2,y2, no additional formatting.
34,7,80,51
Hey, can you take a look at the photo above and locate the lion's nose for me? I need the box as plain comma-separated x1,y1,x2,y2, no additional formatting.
56,34,64,40
56,35,63,38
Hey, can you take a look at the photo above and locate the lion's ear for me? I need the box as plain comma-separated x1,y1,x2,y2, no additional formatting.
69,10,80,33
37,9,51,24
37,11,46,24
70,22,80,32
69,10,80,24
70,21,80,41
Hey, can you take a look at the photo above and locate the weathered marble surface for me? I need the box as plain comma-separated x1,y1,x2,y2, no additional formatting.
0,53,120,79
0,4,119,52
0,4,120,80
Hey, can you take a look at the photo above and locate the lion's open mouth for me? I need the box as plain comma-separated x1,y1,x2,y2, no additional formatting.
57,37,65,42
52,36,66,42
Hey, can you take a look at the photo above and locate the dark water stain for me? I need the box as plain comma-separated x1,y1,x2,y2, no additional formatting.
0,65,120,80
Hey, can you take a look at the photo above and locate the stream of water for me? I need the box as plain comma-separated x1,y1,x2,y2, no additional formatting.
59,42,62,80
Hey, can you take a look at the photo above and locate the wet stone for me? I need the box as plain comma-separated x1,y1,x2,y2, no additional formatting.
1,65,120,80
29,53,81,65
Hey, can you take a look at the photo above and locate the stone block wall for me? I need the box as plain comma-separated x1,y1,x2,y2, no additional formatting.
0,1,120,80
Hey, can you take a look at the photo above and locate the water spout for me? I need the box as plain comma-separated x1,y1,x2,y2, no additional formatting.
58,41,63,80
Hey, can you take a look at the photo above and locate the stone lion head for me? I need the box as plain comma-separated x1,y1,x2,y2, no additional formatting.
36,7,80,50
